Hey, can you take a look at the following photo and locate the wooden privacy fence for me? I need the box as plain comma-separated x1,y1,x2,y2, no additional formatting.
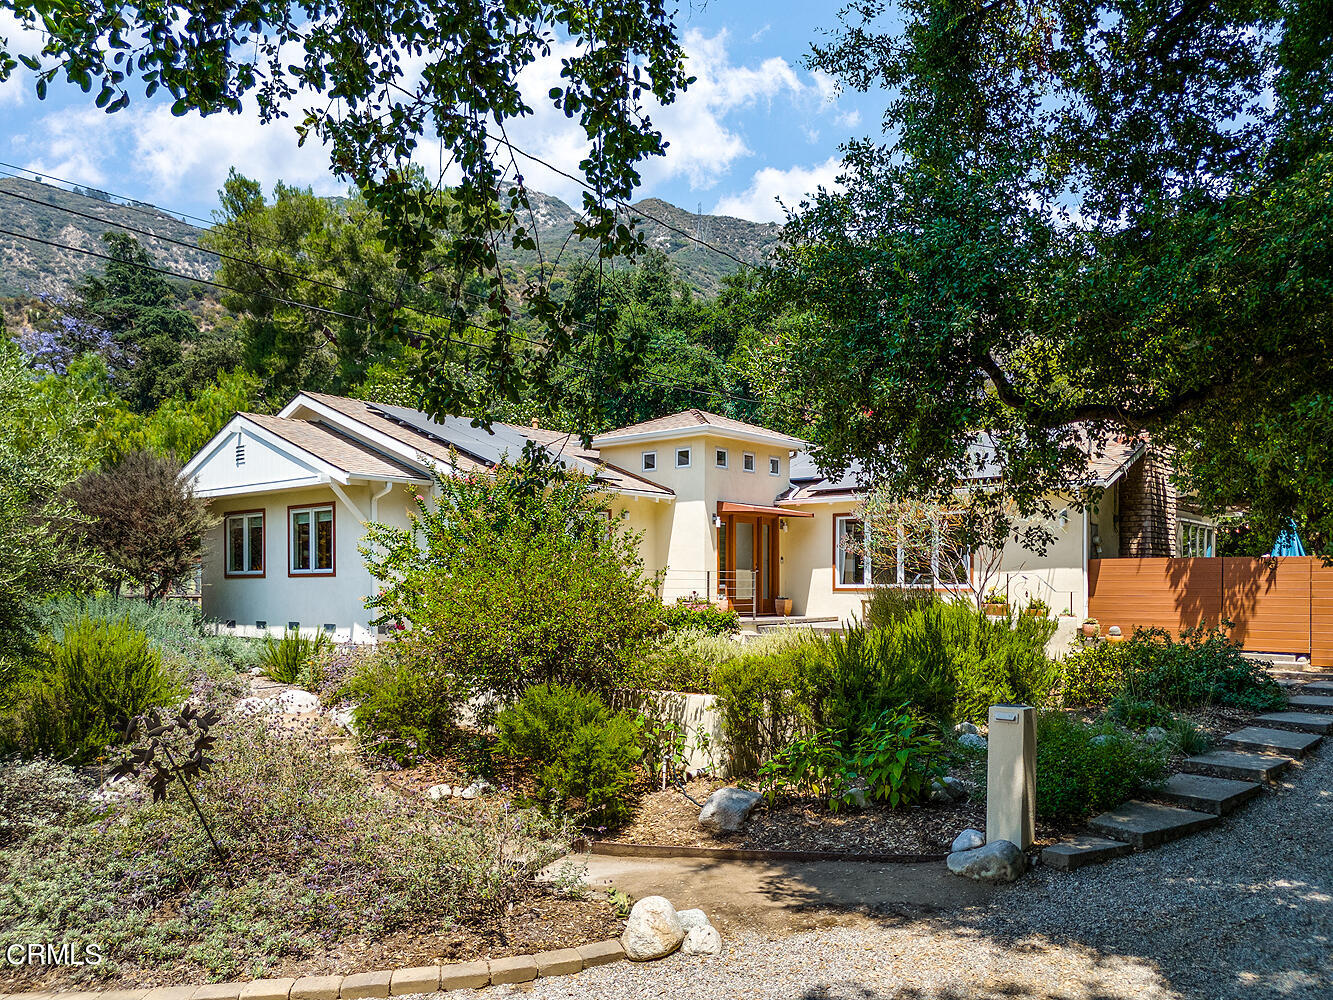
1088,557,1333,667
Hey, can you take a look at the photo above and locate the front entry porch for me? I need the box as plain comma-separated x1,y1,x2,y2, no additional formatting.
716,501,813,616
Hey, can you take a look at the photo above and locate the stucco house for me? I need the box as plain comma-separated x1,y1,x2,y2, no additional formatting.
182,392,1207,639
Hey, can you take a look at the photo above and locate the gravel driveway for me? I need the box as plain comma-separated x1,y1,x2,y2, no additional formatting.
457,742,1332,1000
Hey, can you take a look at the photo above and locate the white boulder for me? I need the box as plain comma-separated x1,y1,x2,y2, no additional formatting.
682,924,723,957
958,733,988,752
676,908,710,933
276,689,320,714
461,779,494,799
621,895,685,961
697,787,763,834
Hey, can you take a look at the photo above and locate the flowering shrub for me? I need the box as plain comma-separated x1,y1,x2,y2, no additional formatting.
0,715,574,985
0,756,89,846
660,599,740,636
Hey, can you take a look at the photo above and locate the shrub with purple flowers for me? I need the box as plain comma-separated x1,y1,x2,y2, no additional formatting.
0,714,574,987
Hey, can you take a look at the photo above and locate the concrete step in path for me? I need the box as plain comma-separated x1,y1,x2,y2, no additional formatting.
1155,773,1262,816
1252,711,1333,735
1221,726,1323,758
1179,749,1294,783
1300,680,1333,695
1041,834,1133,871
1087,800,1218,849
1288,694,1333,710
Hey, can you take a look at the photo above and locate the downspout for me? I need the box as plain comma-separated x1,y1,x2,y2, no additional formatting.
1081,498,1090,620
369,481,393,523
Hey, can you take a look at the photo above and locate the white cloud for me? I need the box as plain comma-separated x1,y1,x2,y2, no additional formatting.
713,156,842,224
0,12,43,108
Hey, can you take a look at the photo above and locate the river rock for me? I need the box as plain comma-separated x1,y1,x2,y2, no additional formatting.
676,908,710,933
958,733,988,752
947,840,1027,883
682,923,723,957
698,787,763,834
1143,726,1169,745
621,895,685,961
276,689,320,714
461,779,494,799
955,722,980,736
951,828,985,853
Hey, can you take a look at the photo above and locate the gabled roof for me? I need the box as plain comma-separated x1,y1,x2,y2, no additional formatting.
277,393,674,499
591,408,807,449
241,414,428,481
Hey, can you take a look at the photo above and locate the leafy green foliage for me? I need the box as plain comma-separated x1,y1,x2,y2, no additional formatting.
660,599,740,636
496,683,643,827
0,717,574,986
1104,695,1174,731
767,2,1333,552
1061,624,1286,711
0,756,89,846
258,631,330,687
3,2,694,427
711,643,815,774
1029,712,1168,822
2,616,184,763
343,649,461,766
363,462,661,722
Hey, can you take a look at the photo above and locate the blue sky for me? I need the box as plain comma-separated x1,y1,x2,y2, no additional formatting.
0,4,885,225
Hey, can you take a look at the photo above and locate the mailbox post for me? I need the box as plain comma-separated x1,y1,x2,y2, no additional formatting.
986,703,1035,849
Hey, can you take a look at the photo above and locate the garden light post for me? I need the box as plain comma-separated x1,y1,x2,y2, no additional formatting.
986,704,1035,850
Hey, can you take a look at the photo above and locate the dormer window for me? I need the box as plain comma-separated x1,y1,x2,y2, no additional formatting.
715,448,728,469
675,447,692,469
642,451,657,472
742,452,756,473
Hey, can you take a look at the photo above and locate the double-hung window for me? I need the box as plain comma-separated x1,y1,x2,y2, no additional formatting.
289,504,335,575
224,511,264,576
834,514,969,589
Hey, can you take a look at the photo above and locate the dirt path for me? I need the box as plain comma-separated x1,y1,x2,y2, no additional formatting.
488,742,1333,1000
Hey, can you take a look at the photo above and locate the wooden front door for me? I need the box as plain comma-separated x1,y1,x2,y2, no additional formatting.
719,512,779,614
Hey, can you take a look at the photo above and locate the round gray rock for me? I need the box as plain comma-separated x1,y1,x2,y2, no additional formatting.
955,722,980,735
676,908,710,933
621,895,685,961
698,787,763,834
951,828,985,853
958,733,988,752
1143,726,1169,745
947,840,1027,883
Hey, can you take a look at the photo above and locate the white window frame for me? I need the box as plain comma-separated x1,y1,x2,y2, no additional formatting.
1180,519,1216,558
289,503,335,575
715,448,729,469
742,451,756,473
769,456,781,476
833,514,970,591
675,446,692,469
641,450,657,472
224,512,264,576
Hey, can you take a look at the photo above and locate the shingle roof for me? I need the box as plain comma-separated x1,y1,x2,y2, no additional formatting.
242,413,429,480
292,393,673,498
592,408,806,446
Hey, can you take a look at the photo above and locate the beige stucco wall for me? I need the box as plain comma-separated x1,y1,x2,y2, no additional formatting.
202,482,415,641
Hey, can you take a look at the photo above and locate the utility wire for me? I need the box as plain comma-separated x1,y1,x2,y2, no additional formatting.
0,225,764,409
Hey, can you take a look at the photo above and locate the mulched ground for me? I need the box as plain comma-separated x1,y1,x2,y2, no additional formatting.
605,777,1066,855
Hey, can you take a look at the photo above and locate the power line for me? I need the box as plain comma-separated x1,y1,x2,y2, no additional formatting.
0,225,764,409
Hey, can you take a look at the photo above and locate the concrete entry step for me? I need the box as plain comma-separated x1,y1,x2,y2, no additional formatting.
1180,749,1293,783
1288,695,1333,710
1042,835,1133,871
1155,773,1262,816
1222,726,1322,758
1300,681,1333,695
1252,711,1333,735
1088,800,1217,849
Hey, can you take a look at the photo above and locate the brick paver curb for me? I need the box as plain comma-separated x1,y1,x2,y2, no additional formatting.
5,940,628,999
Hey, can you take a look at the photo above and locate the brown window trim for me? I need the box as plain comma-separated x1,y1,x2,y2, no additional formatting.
287,502,336,578
222,508,266,579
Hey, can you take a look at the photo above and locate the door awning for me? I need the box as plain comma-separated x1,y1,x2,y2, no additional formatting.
716,501,814,517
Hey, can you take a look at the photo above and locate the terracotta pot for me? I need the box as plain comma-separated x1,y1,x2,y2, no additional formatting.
775,598,793,616
1026,608,1046,618
983,602,1008,616
1080,623,1099,637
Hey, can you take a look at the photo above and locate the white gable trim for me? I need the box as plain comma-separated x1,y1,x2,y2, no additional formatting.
279,394,457,473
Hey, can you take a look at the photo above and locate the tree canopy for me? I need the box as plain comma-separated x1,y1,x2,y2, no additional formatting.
1,1,692,425
769,0,1333,549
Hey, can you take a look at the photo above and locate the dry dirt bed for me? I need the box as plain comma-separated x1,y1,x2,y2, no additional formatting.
467,743,1333,1000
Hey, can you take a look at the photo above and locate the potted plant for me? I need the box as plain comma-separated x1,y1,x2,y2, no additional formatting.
1080,617,1100,638
775,595,793,616
1026,597,1049,618
982,589,1008,616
